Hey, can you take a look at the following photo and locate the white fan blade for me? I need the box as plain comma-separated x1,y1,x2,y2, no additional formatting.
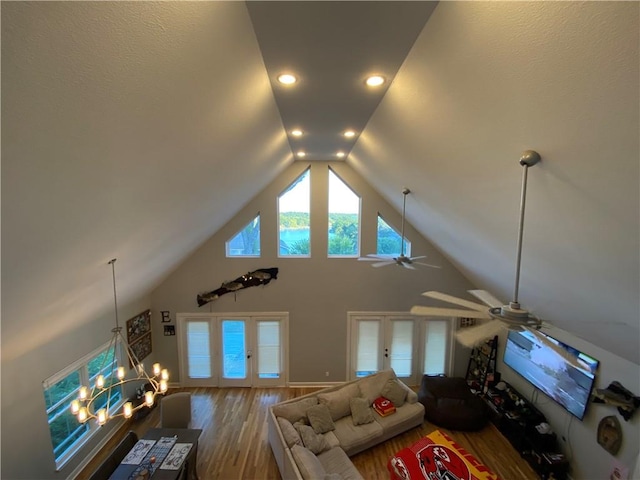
371,261,393,268
408,255,426,260
402,262,416,270
524,327,585,370
358,256,385,261
455,319,505,347
412,261,442,269
469,290,504,309
410,306,491,319
421,291,488,312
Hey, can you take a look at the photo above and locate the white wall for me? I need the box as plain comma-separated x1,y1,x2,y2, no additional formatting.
495,326,640,480
150,161,476,382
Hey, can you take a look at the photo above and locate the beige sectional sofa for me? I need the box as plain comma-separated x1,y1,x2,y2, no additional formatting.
268,369,425,479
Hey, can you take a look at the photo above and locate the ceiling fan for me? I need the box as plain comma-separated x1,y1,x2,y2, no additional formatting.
410,151,583,368
358,188,440,270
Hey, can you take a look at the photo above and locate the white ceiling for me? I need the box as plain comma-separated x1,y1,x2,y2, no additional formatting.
2,2,638,363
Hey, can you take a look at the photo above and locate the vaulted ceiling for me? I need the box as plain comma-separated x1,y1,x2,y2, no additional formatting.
2,1,638,364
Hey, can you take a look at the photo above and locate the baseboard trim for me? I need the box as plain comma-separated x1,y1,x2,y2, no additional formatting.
288,381,344,388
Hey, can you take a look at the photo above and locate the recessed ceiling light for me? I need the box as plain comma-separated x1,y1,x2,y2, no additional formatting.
336,151,346,158
366,75,385,87
291,129,303,137
296,151,306,158
278,74,297,85
343,130,356,138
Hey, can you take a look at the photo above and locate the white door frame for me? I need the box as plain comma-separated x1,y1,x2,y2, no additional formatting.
177,312,289,387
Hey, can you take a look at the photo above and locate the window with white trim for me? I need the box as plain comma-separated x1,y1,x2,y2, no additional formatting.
43,342,123,469
226,214,261,257
279,169,311,257
377,214,411,257
328,168,360,257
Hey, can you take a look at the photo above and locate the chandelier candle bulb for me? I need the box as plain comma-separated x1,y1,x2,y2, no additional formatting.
79,386,88,400
96,375,105,389
145,391,154,407
117,367,125,380
78,407,88,423
153,363,161,376
97,408,107,425
160,380,168,393
123,402,133,418
70,400,80,414
161,369,169,381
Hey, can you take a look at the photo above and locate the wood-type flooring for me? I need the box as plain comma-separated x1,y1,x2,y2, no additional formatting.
75,386,540,479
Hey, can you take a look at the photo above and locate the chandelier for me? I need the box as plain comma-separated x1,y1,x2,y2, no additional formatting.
70,259,168,426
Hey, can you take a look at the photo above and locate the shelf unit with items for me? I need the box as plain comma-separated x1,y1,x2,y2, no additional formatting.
465,335,498,393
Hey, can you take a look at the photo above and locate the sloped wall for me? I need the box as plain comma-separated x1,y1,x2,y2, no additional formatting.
150,161,476,382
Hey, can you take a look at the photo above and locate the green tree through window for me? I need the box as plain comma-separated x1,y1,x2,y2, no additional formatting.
328,169,360,256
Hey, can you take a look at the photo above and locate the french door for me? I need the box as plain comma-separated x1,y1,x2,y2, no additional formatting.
348,312,453,385
177,313,288,387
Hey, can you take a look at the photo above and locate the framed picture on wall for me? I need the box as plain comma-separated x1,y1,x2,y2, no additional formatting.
129,332,152,368
126,309,151,345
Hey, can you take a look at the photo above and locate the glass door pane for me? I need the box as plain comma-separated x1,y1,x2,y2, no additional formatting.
186,321,211,379
423,320,448,375
222,320,246,379
355,319,381,377
257,321,280,379
221,319,251,386
387,319,414,378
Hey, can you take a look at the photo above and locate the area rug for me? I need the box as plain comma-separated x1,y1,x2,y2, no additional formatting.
387,429,500,480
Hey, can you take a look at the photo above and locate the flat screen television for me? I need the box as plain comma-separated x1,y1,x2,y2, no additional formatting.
503,329,599,420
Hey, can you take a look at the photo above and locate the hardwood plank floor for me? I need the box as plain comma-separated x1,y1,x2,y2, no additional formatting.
75,387,540,479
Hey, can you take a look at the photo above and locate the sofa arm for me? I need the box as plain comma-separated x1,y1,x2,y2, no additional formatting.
396,379,418,404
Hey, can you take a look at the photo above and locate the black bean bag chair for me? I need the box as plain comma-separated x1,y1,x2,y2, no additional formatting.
418,375,488,431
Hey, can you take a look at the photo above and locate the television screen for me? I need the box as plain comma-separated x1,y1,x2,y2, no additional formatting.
503,329,599,420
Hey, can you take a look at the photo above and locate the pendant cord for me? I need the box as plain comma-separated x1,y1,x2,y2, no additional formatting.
513,165,528,305
109,259,120,331
400,188,409,256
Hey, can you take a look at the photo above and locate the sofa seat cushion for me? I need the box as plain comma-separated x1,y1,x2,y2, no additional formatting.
317,447,365,480
373,402,425,437
273,396,318,424
318,383,361,422
291,445,326,480
332,415,383,454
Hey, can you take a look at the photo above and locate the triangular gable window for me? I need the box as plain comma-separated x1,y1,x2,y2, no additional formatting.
376,215,410,257
226,214,261,257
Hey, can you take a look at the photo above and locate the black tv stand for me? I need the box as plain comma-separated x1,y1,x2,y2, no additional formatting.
483,382,569,480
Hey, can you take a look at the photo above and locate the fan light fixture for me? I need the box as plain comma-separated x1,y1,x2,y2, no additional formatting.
69,259,168,426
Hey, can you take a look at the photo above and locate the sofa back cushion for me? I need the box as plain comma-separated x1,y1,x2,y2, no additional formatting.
277,416,302,448
294,423,330,454
272,396,318,424
291,445,326,480
381,379,408,407
357,369,396,405
317,382,360,422
307,404,335,434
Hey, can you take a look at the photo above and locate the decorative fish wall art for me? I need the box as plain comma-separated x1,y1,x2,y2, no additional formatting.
197,267,279,307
